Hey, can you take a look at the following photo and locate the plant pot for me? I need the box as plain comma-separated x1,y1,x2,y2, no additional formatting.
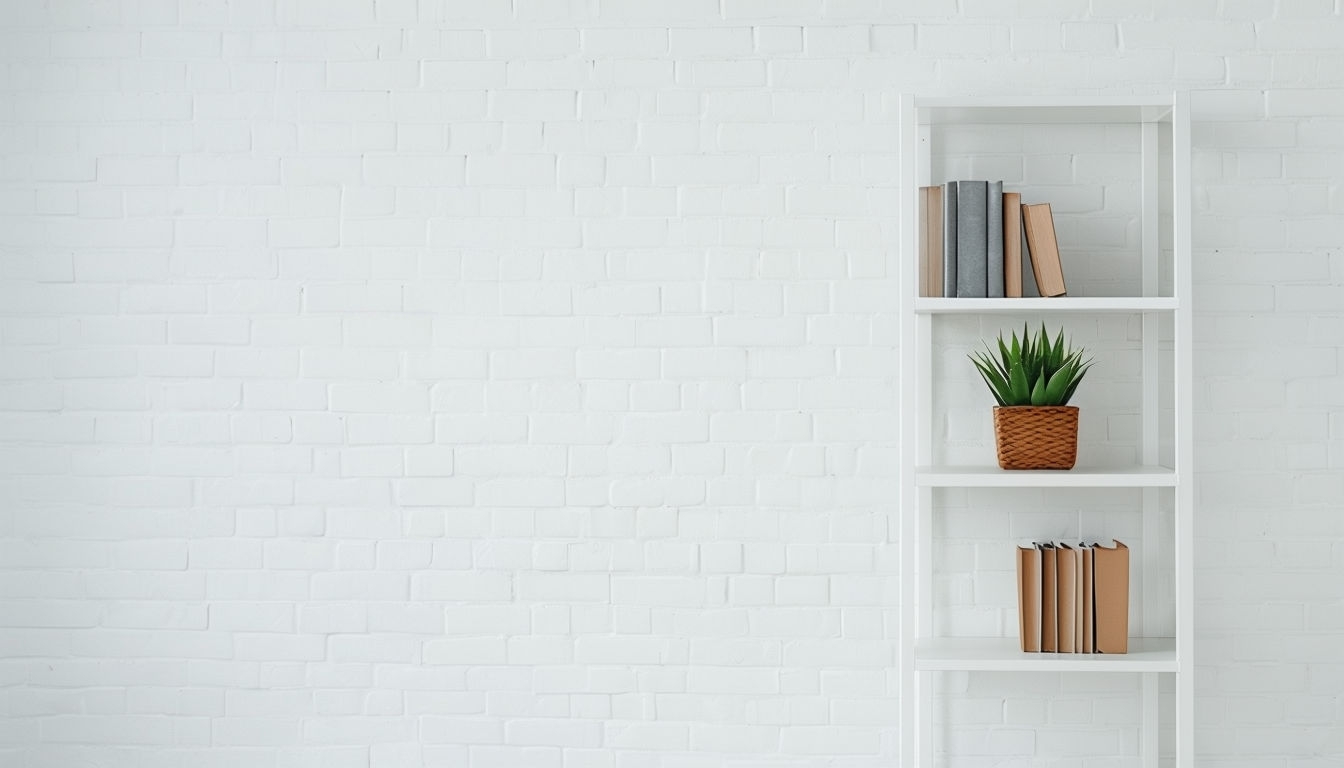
992,405,1079,470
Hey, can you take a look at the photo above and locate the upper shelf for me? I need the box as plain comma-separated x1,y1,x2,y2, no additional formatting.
915,97,1174,126
915,297,1178,314
916,465,1177,488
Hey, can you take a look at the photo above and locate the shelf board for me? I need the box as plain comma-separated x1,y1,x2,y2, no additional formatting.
915,98,1173,125
914,297,1178,314
915,637,1178,672
916,465,1177,488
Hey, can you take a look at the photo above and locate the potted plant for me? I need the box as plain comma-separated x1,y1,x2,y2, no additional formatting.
968,324,1093,470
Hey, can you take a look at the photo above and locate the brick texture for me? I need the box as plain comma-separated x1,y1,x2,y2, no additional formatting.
1,1,1342,766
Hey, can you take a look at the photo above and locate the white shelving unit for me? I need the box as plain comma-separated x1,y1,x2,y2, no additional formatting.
897,95,1192,766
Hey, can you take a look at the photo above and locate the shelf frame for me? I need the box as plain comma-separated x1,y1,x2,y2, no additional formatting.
898,92,1193,768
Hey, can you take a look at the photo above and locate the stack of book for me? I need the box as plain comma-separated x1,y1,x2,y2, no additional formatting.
1015,540,1129,654
918,181,1067,298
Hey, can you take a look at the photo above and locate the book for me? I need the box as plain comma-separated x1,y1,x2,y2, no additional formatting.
1056,543,1077,653
1038,542,1057,653
918,186,944,298
987,181,1004,297
955,180,988,298
1021,203,1067,297
1093,540,1130,654
941,181,957,297
1002,192,1022,298
1014,539,1131,655
918,187,929,297
1016,543,1042,653
1073,541,1084,652
1079,542,1095,653
1022,221,1041,298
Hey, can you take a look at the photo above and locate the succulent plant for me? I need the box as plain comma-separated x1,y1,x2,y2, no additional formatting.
969,324,1093,407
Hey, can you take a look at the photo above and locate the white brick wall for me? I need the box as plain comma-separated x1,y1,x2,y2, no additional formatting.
1,1,1342,765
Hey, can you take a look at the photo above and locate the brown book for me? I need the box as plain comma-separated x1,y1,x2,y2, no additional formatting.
1080,543,1095,653
1093,540,1130,654
1003,192,1022,297
1016,544,1042,653
919,187,929,297
1038,542,1057,653
1056,544,1077,653
918,186,943,297
1075,543,1085,650
1021,203,1067,297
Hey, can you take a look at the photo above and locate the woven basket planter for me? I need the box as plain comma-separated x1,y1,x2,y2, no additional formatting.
992,406,1079,470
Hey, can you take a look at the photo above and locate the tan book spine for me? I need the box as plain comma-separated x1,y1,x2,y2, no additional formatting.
918,186,930,297
1039,543,1057,653
1057,544,1077,653
1021,203,1067,297
1073,542,1084,652
1003,192,1022,298
1081,544,1095,653
1094,540,1130,654
929,186,943,299
1017,544,1042,653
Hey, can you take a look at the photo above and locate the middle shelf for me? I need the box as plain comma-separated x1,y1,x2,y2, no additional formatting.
916,465,1177,488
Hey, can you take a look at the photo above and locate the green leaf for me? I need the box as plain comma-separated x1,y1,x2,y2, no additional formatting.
969,325,1090,407
981,342,1010,380
1008,362,1030,404
1059,360,1093,405
1043,360,1075,404
971,359,1009,406
1029,372,1048,405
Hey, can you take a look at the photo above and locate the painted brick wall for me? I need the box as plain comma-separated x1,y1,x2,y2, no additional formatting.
1,1,1342,765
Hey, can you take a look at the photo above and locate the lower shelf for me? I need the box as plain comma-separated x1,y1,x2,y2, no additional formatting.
915,636,1177,672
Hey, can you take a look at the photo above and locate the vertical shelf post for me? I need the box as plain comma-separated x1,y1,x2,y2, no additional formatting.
897,92,921,768
1172,90,1195,768
1139,116,1162,767
916,117,935,768
1142,672,1159,766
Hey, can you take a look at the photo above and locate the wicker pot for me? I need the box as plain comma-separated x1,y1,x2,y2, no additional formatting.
992,406,1079,470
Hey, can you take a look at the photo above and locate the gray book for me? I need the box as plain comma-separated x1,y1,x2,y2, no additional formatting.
955,180,987,298
942,181,957,298
987,181,1004,297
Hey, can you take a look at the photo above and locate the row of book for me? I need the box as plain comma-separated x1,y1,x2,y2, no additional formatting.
918,181,1068,299
1016,540,1129,654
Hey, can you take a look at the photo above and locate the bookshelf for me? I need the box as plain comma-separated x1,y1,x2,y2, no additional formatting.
897,94,1193,767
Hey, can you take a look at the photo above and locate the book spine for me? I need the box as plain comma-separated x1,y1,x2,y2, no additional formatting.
1022,203,1067,297
955,180,988,298
918,187,929,297
1057,544,1076,653
1016,545,1042,653
941,181,957,298
1003,192,1022,298
986,181,1004,298
1081,544,1094,653
1039,542,1057,653
1094,540,1130,654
